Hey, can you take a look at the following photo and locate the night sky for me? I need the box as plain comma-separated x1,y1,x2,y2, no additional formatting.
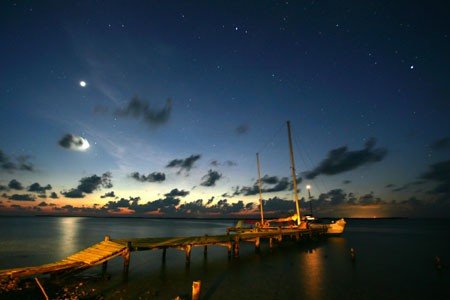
1,1,449,218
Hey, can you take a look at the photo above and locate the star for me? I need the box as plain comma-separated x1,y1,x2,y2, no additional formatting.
79,81,87,87
410,65,414,69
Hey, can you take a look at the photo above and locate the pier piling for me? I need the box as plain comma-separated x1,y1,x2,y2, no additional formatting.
185,245,192,265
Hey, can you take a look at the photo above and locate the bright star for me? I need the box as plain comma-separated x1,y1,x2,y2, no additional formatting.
410,65,414,69
79,81,87,87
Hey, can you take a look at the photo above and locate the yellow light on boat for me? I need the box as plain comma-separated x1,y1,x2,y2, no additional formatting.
306,185,311,190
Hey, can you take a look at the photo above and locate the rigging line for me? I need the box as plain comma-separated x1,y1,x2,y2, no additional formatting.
301,139,330,193
256,122,285,154
294,137,327,195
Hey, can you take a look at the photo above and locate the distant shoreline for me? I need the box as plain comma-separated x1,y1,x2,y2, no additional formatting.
0,214,414,220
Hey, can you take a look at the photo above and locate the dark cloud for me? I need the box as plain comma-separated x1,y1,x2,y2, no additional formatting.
230,175,299,196
130,172,166,183
263,197,296,214
385,183,395,188
38,201,48,207
7,194,35,201
58,134,90,151
235,124,249,135
420,160,450,198
305,138,387,179
166,154,201,174
61,189,85,198
49,192,59,199
28,182,52,194
200,170,222,187
62,172,112,198
164,188,189,197
0,149,35,172
100,191,116,198
116,96,172,127
261,175,279,185
225,160,237,167
343,180,351,184
8,179,23,190
431,137,450,151
210,160,237,167
0,185,8,191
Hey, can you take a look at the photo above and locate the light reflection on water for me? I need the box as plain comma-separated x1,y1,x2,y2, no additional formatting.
57,217,83,256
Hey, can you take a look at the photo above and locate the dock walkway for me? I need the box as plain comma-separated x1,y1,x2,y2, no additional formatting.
0,227,326,279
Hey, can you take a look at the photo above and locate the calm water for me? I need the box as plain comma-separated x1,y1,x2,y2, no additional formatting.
0,217,449,299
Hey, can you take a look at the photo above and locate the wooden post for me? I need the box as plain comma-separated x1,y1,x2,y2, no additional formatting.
162,247,167,262
185,245,192,265
34,277,49,300
233,237,240,258
203,245,208,258
123,242,131,274
192,280,201,300
255,237,260,252
269,238,273,249
227,243,232,258
102,235,110,273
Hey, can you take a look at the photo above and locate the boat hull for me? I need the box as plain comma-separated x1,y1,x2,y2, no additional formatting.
310,218,346,235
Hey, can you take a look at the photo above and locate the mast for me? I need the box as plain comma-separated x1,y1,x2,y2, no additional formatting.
256,152,264,225
287,121,301,225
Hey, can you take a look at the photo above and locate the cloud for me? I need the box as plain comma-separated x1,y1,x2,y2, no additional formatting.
130,172,166,183
0,149,35,172
305,138,387,179
49,192,59,199
343,180,351,184
8,179,24,190
164,188,189,197
385,184,395,188
100,191,116,198
116,96,172,127
61,172,112,198
28,182,52,194
38,201,48,207
420,160,450,198
229,175,300,196
0,185,8,191
235,124,249,135
166,154,201,174
58,134,90,151
7,194,35,201
210,160,237,167
431,137,450,151
200,170,222,187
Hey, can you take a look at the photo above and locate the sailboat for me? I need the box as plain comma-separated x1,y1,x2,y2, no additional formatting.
250,121,346,235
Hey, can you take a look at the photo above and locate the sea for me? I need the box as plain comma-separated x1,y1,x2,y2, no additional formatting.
0,216,449,299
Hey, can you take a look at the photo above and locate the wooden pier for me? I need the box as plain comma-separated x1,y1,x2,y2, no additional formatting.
0,226,327,280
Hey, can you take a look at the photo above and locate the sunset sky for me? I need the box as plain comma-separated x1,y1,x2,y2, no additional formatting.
1,1,449,218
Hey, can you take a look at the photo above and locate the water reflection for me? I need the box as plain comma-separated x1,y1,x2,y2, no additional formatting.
57,217,83,257
301,246,325,299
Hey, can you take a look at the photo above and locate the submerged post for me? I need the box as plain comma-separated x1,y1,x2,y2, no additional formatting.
255,237,260,252
185,245,192,265
287,121,301,225
256,152,265,225
123,241,131,274
162,247,167,262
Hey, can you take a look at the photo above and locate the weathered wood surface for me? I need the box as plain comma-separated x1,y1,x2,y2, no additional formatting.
0,240,126,279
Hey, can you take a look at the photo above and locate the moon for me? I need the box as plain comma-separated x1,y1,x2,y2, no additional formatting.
79,81,87,87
